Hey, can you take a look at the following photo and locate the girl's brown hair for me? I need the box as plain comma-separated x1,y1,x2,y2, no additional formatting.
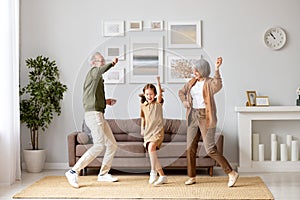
139,84,157,103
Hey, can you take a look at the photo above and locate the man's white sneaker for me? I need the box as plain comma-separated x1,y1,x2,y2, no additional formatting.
65,170,79,188
154,176,167,186
228,171,239,187
97,173,118,182
149,170,157,184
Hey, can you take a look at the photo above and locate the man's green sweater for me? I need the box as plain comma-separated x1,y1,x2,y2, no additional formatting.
83,63,113,113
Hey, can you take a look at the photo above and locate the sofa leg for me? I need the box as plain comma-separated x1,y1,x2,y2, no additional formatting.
79,168,87,176
83,168,87,176
208,166,213,176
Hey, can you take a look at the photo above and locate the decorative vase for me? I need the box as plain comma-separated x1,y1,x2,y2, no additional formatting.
23,149,46,173
297,95,300,106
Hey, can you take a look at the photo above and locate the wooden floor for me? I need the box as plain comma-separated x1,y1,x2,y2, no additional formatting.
1,169,299,200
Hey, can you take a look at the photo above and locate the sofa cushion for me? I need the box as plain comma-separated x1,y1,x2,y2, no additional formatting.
77,132,90,144
107,118,141,134
82,119,141,134
157,142,187,158
76,144,92,157
163,133,186,142
82,119,90,133
82,119,142,143
115,142,146,157
75,142,146,158
114,133,143,142
82,120,93,140
164,119,187,135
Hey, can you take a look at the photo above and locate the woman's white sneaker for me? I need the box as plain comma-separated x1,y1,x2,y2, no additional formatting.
185,177,196,185
228,171,239,187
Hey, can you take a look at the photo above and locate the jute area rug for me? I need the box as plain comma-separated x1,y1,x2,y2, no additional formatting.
13,175,274,200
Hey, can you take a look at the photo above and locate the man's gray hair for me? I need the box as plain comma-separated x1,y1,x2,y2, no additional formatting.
89,52,103,65
193,58,211,78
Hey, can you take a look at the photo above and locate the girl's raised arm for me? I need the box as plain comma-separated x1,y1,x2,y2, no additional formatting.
156,76,163,103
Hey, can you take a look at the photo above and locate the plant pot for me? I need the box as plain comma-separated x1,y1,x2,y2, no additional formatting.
23,149,46,173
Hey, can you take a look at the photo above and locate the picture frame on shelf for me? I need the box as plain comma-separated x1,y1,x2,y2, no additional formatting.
103,68,125,84
246,91,257,106
167,55,201,83
105,45,125,60
128,21,143,31
167,21,202,48
149,20,164,31
256,96,270,106
102,20,125,37
129,36,163,83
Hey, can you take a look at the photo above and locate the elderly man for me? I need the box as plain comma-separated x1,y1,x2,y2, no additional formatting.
65,52,119,188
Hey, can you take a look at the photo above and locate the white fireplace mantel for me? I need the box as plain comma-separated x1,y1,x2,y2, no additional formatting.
235,106,300,172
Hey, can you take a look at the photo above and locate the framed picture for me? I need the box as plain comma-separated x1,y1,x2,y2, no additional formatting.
167,56,201,83
150,20,164,31
102,20,125,37
128,21,143,31
129,36,163,83
246,91,257,106
105,45,125,60
167,21,202,48
256,96,270,106
103,69,125,84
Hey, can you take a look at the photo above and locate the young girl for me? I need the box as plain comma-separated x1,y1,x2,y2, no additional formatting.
140,76,167,185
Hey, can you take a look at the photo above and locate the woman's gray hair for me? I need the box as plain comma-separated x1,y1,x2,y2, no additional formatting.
193,58,211,78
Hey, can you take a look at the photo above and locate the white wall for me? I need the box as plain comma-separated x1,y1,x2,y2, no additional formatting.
20,0,300,168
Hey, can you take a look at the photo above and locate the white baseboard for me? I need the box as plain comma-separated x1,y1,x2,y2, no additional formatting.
44,162,69,169
22,162,69,170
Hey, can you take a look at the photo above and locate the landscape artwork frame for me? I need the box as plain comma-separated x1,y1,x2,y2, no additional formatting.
167,21,202,48
129,37,163,83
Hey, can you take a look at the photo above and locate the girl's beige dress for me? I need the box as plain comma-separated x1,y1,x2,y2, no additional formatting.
140,101,164,149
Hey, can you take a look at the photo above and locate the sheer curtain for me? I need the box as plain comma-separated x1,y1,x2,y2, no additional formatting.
0,0,21,185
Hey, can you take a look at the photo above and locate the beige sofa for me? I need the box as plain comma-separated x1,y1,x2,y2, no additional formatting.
67,118,223,176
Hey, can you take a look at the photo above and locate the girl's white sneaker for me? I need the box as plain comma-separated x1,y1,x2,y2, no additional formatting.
149,170,157,184
154,176,167,185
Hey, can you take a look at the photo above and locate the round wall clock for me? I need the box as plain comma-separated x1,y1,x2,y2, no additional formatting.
263,27,287,50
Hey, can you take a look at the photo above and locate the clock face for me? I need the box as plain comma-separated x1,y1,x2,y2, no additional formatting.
264,27,287,50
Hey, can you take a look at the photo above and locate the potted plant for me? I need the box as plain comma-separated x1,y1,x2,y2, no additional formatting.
20,55,67,172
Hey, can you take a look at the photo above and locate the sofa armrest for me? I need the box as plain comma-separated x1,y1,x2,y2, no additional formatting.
67,132,79,167
215,134,224,155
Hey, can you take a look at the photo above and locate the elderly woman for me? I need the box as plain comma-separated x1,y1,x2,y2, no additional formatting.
178,57,239,187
